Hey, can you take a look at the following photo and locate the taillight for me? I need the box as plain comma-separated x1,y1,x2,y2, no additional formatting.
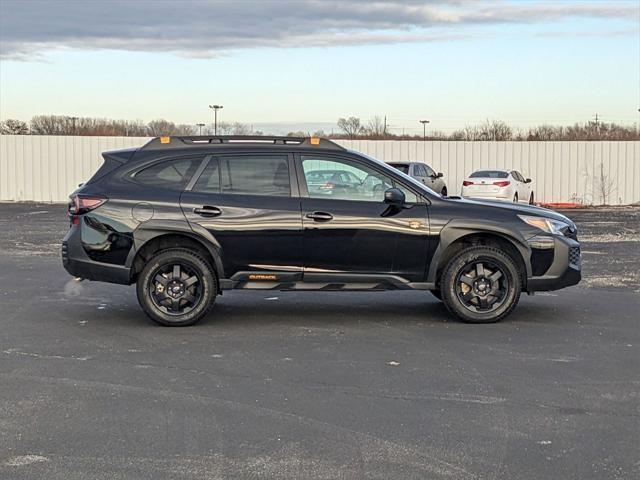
493,181,510,187
462,180,474,186
320,182,335,190
69,195,107,215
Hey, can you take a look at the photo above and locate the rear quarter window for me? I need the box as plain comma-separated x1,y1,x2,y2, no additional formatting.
132,157,203,189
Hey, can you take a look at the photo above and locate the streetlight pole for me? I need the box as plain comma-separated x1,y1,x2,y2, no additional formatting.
419,119,430,141
209,105,223,135
196,123,205,135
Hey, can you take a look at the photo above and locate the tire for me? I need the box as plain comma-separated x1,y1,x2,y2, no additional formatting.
440,246,521,323
513,193,518,203
440,187,447,196
529,193,534,205
429,289,442,301
136,248,217,326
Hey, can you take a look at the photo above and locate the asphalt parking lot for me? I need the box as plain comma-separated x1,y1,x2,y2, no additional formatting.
1,203,639,480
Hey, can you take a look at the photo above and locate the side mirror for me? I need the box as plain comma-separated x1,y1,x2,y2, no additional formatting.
384,188,405,207
525,178,532,183
436,172,444,178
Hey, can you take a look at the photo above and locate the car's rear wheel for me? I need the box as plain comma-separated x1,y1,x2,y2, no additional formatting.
136,248,217,326
513,193,518,202
440,246,521,323
441,187,447,196
529,193,534,205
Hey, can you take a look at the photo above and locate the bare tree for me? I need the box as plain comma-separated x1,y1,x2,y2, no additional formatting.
596,162,616,205
337,117,364,139
478,120,512,141
146,119,179,136
365,116,387,138
286,130,307,137
30,115,71,135
450,125,483,141
0,119,29,134
230,122,254,135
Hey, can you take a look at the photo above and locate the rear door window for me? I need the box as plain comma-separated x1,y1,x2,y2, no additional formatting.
219,155,291,197
192,158,220,193
390,164,409,175
133,157,203,190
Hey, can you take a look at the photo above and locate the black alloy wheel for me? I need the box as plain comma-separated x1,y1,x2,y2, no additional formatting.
149,262,202,316
137,249,216,326
454,260,508,313
441,246,521,323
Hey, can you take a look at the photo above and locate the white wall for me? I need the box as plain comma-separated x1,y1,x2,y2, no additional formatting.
337,140,640,205
0,135,638,204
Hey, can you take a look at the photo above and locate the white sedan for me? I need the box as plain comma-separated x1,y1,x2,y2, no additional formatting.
461,169,534,204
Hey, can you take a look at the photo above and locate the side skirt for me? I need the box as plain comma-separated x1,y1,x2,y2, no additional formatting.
223,272,434,291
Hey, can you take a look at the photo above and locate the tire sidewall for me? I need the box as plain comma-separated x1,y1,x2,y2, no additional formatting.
136,249,216,326
441,247,521,323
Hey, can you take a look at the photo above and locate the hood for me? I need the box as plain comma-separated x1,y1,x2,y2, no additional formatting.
445,197,575,227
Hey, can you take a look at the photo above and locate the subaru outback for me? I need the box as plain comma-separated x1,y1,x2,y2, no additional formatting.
62,136,581,326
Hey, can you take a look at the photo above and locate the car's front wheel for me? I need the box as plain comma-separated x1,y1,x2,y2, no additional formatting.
136,248,217,326
440,246,521,323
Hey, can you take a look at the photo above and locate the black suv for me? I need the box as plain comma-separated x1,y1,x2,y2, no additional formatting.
62,136,581,326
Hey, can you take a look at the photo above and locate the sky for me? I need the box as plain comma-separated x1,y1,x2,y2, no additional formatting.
0,0,639,135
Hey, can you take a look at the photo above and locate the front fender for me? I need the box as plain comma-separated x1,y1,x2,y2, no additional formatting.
427,219,532,283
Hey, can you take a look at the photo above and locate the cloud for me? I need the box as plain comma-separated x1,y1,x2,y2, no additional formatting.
0,0,637,59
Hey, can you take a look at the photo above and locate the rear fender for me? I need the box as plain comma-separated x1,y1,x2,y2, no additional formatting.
128,220,225,279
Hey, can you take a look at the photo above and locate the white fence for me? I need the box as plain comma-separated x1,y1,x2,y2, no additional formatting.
0,135,638,204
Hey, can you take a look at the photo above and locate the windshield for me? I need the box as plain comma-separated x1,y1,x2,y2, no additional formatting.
349,150,440,198
470,170,508,178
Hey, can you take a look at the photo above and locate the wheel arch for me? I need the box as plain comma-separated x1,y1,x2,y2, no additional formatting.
428,221,531,288
128,224,225,287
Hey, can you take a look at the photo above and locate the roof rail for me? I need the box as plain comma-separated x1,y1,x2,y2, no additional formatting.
140,135,345,151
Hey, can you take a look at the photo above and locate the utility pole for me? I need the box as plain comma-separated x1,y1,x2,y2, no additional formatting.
419,119,430,141
384,115,387,137
209,105,223,135
196,123,205,135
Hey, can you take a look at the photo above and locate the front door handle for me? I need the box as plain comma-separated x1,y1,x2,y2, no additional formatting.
306,211,333,222
193,206,222,217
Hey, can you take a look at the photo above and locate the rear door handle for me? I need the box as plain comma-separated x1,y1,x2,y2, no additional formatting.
306,211,333,222
193,206,222,217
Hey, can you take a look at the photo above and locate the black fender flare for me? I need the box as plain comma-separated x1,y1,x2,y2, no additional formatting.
126,220,225,279
427,219,532,283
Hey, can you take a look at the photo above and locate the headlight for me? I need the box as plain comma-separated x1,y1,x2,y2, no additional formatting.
518,215,570,235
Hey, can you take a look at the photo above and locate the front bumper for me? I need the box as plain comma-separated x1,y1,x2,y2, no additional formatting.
62,225,131,285
526,234,581,292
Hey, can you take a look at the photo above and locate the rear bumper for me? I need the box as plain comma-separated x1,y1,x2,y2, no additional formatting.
62,226,131,285
461,193,511,200
526,235,581,292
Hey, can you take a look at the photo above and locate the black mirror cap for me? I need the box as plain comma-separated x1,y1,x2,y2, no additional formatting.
525,178,532,183
384,188,405,206
437,172,444,178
